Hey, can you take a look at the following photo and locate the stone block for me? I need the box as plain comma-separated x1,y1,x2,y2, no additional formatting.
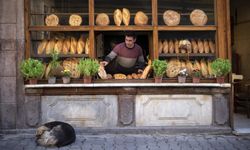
0,51,16,76
0,39,16,51
118,95,135,126
0,103,16,129
0,24,16,40
0,0,17,23
136,95,212,126
41,95,118,127
25,96,41,127
214,94,229,125
0,77,16,103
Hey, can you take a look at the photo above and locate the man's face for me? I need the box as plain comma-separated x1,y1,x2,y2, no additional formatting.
125,36,136,48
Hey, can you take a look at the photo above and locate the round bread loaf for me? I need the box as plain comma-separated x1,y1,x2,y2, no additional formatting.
63,58,80,79
114,9,122,26
134,11,148,25
96,13,110,26
163,10,180,26
45,14,59,26
166,59,181,78
122,8,130,26
69,14,82,26
190,9,208,26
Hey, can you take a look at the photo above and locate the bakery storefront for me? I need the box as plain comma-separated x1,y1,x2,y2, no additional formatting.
22,0,231,130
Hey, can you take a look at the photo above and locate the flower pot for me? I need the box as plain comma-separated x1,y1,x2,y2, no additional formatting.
29,79,37,84
192,77,200,83
62,76,70,84
83,76,92,84
216,76,225,84
154,76,163,83
48,76,56,84
178,76,186,83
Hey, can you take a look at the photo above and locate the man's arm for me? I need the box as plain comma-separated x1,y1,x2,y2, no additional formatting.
100,51,117,66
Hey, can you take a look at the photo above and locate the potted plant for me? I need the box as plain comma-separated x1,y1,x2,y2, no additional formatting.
191,69,201,83
20,58,44,84
61,69,71,84
178,68,188,83
77,58,100,83
211,58,231,83
152,59,167,83
47,51,60,84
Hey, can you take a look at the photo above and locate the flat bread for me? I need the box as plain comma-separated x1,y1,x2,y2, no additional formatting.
69,14,82,26
134,11,148,25
96,13,110,26
190,9,208,26
45,14,59,26
163,10,180,26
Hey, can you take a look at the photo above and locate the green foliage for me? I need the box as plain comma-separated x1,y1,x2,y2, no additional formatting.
61,69,71,77
20,58,44,79
192,69,201,77
211,58,231,77
78,58,100,76
50,51,60,69
152,59,167,77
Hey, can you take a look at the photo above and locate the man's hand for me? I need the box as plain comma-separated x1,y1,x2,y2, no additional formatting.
100,61,109,67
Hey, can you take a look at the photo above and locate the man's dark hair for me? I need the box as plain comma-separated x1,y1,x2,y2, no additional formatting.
125,31,136,39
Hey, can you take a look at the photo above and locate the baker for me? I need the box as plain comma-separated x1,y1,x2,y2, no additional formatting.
101,32,145,75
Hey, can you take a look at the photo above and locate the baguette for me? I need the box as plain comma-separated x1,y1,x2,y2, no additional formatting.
198,39,204,53
54,39,63,54
175,39,179,53
114,9,122,26
45,39,56,55
204,39,210,53
77,35,85,54
209,39,215,53
169,40,175,53
140,60,152,79
37,39,48,55
70,37,77,54
163,40,169,54
122,8,130,26
191,39,198,53
158,40,163,54
62,38,71,54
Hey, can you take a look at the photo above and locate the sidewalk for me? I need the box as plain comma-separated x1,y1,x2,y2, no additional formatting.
1,133,250,150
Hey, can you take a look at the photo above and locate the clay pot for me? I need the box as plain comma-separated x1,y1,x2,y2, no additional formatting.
29,79,38,84
154,76,163,83
62,76,70,84
216,76,225,84
48,76,56,84
83,76,92,84
192,77,200,83
178,76,186,83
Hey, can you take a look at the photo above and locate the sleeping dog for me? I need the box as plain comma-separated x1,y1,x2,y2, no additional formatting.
36,121,76,147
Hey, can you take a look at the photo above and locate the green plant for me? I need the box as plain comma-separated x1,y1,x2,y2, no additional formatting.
50,51,60,69
20,58,44,79
192,69,201,78
78,58,100,76
211,58,231,77
152,59,167,77
61,69,71,77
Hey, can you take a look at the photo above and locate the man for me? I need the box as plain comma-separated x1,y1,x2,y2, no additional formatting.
101,32,145,75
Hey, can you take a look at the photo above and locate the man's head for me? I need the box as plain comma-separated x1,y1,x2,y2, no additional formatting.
125,32,136,48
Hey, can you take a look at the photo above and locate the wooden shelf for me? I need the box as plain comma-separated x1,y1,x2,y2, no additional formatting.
94,25,153,31
159,53,215,58
158,25,217,31
31,54,89,58
29,26,90,31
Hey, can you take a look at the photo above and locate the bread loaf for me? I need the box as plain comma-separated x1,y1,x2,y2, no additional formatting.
96,13,110,26
85,38,90,55
191,39,198,53
204,39,210,53
37,39,48,55
77,35,85,54
186,60,193,75
134,11,148,25
63,58,80,78
45,14,59,26
193,60,201,71
45,39,56,54
209,39,215,53
158,40,163,54
114,73,127,79
166,59,181,78
200,59,208,77
198,39,204,53
54,39,63,54
190,9,208,26
122,8,130,26
175,39,179,53
207,60,213,77
114,9,122,26
163,10,180,26
98,65,108,79
169,40,175,53
163,40,169,54
69,14,82,26
70,37,77,54
140,60,152,79
179,39,192,53
62,38,71,54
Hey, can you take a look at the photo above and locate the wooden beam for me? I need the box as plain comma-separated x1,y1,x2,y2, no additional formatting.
152,0,158,60
24,0,30,59
89,0,95,58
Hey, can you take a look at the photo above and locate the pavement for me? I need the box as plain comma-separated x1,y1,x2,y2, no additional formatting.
1,133,250,150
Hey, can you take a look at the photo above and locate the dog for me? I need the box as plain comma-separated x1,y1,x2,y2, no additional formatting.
36,121,76,147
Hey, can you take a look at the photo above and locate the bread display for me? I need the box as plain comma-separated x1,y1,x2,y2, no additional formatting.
209,39,215,53
169,40,175,53
190,9,208,26
122,8,130,26
62,58,80,78
62,38,71,54
45,39,56,54
158,40,163,54
163,40,169,54
96,13,110,26
45,14,59,26
134,11,148,25
69,14,82,26
37,39,48,55
77,35,85,54
198,39,204,53
70,37,77,54
163,10,180,26
191,39,199,53
114,73,127,79
54,39,63,54
166,59,181,78
204,39,210,53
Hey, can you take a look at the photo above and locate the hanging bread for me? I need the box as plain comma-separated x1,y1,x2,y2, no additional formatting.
163,10,180,26
45,39,56,55
200,59,208,77
45,14,59,26
209,39,215,53
54,39,63,54
62,38,71,54
37,39,48,55
198,39,204,53
140,60,152,79
69,14,82,26
158,40,163,54
169,40,175,53
134,11,148,25
163,40,169,54
191,39,198,53
122,8,130,26
114,9,122,26
96,13,110,26
85,38,90,55
190,9,208,26
175,39,179,54
204,39,210,53
77,35,85,54
63,58,80,79
70,37,77,54
186,60,193,75
166,59,181,78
